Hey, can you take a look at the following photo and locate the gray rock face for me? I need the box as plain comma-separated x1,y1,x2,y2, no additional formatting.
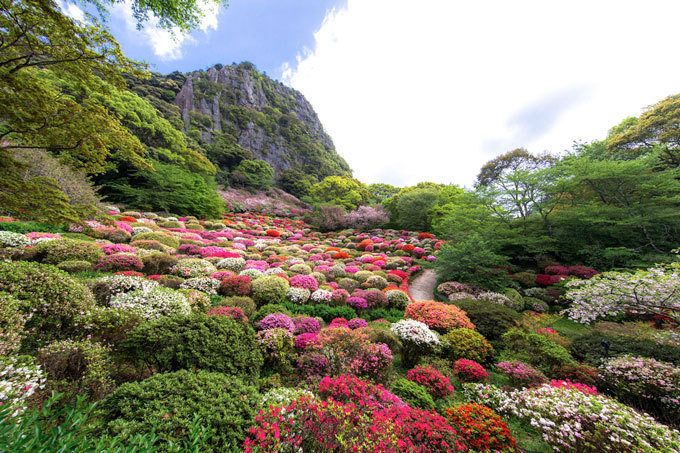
174,62,349,179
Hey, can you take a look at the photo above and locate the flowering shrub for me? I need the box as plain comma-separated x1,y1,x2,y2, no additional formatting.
549,379,597,395
445,404,517,452
0,231,30,248
93,253,144,272
565,265,680,324
206,306,248,322
391,319,441,368
496,361,547,387
385,289,410,309
405,301,474,332
0,356,46,416
260,387,314,410
293,316,320,334
407,365,454,398
454,359,489,382
179,276,220,295
294,332,318,350
348,296,368,310
251,275,289,306
93,274,157,304
349,318,369,329
259,313,295,334
0,292,25,355
600,355,680,423
171,258,217,278
289,274,319,291
100,243,137,255
257,328,295,366
445,328,494,363
310,289,333,304
109,287,191,320
286,286,311,304
317,375,405,411
216,275,251,297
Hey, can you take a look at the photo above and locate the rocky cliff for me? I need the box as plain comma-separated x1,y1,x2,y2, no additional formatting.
171,62,350,180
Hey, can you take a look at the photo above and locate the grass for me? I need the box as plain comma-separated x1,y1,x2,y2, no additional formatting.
550,316,592,339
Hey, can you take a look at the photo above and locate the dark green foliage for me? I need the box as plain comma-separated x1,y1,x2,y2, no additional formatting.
434,234,511,291
500,328,575,376
452,299,520,347
0,221,66,234
0,393,212,453
98,160,224,218
569,332,680,367
391,377,435,409
280,302,358,322
142,252,178,274
277,169,314,198
223,296,257,319
232,159,274,190
0,261,95,347
361,308,404,323
123,314,263,381
99,370,259,451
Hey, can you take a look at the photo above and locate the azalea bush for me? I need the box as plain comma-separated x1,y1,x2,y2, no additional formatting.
405,301,475,332
391,319,441,368
445,404,518,452
0,355,46,416
0,292,25,355
445,328,494,363
496,361,547,387
453,359,489,382
109,287,191,320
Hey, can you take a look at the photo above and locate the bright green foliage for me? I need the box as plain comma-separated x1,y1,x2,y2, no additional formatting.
251,275,290,307
500,328,575,376
445,328,494,363
608,94,680,167
133,232,180,249
0,292,25,355
100,160,225,217
391,377,435,409
99,370,259,451
310,176,371,210
233,159,274,190
33,239,104,264
0,261,95,347
278,169,315,198
384,182,447,231
123,314,263,381
368,183,400,202
434,233,511,291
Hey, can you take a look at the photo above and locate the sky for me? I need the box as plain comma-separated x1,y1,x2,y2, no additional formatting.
61,0,680,187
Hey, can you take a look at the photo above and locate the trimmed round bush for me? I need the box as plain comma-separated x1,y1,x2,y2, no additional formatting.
405,301,475,333
123,314,263,381
110,287,191,320
56,260,92,274
171,258,217,278
259,313,295,333
446,328,494,363
391,377,435,409
0,231,30,248
33,239,103,264
93,253,144,273
99,370,260,450
451,299,519,346
220,275,252,296
216,257,246,273
223,296,257,319
0,261,94,345
131,232,180,249
251,275,290,307
141,252,178,275
386,289,410,309
445,404,517,452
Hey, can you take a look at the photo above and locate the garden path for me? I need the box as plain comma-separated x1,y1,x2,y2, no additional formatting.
408,269,438,301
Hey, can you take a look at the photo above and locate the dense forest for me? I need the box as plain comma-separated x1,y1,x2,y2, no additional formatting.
1,0,679,452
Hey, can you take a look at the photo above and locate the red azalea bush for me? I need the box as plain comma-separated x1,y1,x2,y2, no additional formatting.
405,301,475,332
567,265,599,279
535,274,567,286
549,379,598,395
445,404,518,452
93,253,144,272
265,230,280,237
206,306,248,322
418,232,434,240
220,275,252,296
453,359,489,382
544,265,569,275
406,365,454,398
317,375,406,411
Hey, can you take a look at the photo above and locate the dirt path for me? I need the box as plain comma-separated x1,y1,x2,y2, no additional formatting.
409,269,439,301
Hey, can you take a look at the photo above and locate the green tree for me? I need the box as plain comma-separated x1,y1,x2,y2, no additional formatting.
277,169,314,198
309,176,371,211
394,187,439,231
232,159,274,190
434,233,511,291
368,183,400,203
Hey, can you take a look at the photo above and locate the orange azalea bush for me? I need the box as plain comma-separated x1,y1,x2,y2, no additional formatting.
405,301,475,332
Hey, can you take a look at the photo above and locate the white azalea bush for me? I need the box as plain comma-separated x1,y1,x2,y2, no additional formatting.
171,258,217,278
110,287,191,320
180,277,221,295
260,387,314,411
286,287,311,304
216,257,246,273
0,355,46,416
462,382,680,452
95,274,158,304
565,265,680,324
0,231,30,248
390,319,441,367
310,289,332,304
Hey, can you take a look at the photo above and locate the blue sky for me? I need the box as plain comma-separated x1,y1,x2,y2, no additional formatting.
104,0,346,79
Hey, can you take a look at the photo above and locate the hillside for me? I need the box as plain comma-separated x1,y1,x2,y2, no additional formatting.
125,62,351,181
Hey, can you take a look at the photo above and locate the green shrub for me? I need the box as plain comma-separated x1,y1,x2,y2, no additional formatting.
133,232,180,249
523,297,549,313
232,159,274,190
362,308,404,323
0,261,94,347
313,304,357,322
142,252,178,275
37,339,113,401
0,292,25,355
56,260,93,274
0,221,65,234
251,275,289,307
391,377,435,409
445,328,494,363
33,239,104,264
501,328,576,376
451,300,519,347
503,288,525,310
157,274,184,289
99,370,259,450
223,296,257,319
569,332,680,367
123,314,263,381
362,324,402,355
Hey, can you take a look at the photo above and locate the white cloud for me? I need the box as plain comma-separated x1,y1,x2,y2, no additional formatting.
283,0,680,187
58,1,86,22
113,0,220,61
